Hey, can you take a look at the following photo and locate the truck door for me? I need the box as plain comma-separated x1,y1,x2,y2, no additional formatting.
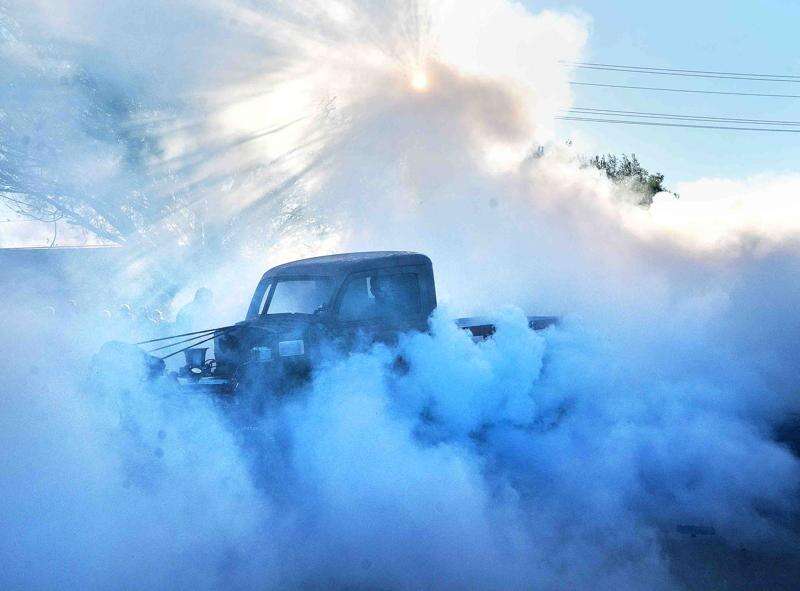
335,266,428,346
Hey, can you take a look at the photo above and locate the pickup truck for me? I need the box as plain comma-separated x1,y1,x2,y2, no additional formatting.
99,251,558,395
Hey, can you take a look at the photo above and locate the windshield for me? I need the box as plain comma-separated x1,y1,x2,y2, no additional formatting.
261,278,332,315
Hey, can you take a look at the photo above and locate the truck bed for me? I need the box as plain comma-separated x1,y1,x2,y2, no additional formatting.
456,316,560,340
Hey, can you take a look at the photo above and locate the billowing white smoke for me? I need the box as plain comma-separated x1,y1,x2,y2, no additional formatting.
2,1,800,590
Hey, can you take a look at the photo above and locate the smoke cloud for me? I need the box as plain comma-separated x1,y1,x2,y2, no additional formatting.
1,1,799,590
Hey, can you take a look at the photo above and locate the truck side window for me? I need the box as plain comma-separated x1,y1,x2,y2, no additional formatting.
339,273,421,321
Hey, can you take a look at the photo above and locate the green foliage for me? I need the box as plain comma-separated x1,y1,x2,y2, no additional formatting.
584,153,676,206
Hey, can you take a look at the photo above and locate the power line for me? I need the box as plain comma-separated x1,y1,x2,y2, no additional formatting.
556,115,800,133
563,61,800,82
570,81,800,98
569,107,800,126
571,65,800,83
567,61,800,79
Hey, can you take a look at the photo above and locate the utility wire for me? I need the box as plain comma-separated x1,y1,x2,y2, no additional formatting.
570,81,800,99
569,107,800,126
557,116,800,133
565,61,800,79
563,61,800,82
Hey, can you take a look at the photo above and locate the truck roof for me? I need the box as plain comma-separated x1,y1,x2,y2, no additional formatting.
267,251,431,277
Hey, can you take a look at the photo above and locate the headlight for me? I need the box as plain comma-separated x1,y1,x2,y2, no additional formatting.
251,346,272,362
278,340,305,357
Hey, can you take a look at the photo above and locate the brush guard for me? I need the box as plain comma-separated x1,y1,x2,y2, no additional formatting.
134,325,241,395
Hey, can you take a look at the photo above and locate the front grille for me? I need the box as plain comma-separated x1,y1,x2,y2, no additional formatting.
251,346,272,362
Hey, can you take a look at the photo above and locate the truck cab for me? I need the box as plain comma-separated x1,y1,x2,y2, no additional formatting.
213,252,436,390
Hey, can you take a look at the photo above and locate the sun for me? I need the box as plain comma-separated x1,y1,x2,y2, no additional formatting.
410,70,429,92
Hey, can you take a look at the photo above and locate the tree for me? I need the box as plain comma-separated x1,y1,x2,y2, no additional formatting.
583,153,676,206
0,68,159,244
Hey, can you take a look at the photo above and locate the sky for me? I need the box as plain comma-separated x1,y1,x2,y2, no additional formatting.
3,0,800,247
537,0,800,185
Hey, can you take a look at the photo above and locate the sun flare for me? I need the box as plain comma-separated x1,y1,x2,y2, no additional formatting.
410,70,429,91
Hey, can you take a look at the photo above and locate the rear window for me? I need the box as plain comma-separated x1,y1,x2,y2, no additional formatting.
339,273,420,321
